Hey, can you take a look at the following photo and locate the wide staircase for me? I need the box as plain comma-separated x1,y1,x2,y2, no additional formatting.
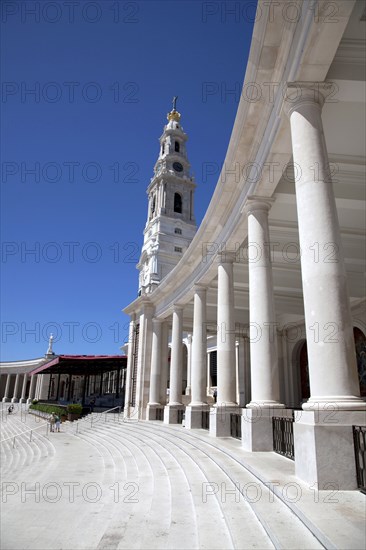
1,406,365,550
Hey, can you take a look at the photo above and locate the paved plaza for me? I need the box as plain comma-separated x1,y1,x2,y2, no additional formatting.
1,405,365,550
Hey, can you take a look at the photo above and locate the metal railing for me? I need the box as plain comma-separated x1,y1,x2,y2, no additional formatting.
272,416,295,460
74,406,123,434
353,425,366,493
0,422,49,448
230,413,241,439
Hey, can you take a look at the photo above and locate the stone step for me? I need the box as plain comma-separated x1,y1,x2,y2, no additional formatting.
94,421,274,550
120,422,324,550
1,415,364,550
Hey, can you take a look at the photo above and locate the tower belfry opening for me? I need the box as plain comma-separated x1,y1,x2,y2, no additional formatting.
137,99,197,295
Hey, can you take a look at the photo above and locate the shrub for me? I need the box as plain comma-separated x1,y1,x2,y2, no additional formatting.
29,403,66,417
66,403,82,415
32,399,39,405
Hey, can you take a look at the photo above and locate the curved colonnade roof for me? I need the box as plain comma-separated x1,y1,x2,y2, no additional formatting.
124,0,365,329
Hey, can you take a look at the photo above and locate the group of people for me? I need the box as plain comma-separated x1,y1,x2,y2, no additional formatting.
49,413,61,432
7,405,14,414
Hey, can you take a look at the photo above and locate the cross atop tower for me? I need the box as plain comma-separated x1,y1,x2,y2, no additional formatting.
172,96,178,110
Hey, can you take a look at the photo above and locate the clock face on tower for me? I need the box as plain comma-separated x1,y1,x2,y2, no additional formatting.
173,162,183,173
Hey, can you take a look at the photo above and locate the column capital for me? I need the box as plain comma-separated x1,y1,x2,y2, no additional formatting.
218,250,237,265
172,304,183,314
193,284,207,295
244,195,275,215
139,299,154,317
283,82,335,118
152,317,163,325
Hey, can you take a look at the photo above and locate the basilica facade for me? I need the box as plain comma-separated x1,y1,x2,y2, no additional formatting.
123,0,366,490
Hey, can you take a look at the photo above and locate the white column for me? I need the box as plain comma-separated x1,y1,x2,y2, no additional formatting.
159,321,169,404
2,374,11,402
168,306,183,405
27,375,37,404
210,253,238,437
206,351,211,396
185,334,192,396
217,252,237,406
20,373,28,403
135,303,153,418
285,83,364,411
191,287,207,405
11,374,21,403
148,319,162,408
241,199,285,451
185,287,209,429
123,315,136,418
35,375,41,400
246,197,284,409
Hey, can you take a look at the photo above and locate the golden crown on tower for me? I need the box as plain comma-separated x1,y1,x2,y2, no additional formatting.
167,96,181,122
167,110,181,122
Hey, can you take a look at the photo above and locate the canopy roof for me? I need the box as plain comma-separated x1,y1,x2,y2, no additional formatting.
30,355,127,376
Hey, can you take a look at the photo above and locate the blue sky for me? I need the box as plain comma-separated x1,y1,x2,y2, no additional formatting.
1,0,256,360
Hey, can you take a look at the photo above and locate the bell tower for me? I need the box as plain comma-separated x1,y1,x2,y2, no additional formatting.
137,98,197,295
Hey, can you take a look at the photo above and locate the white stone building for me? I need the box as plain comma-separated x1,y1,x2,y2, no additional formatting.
123,0,366,490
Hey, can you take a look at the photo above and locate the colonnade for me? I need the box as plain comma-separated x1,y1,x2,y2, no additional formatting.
1,369,127,407
1,372,39,404
126,83,365,488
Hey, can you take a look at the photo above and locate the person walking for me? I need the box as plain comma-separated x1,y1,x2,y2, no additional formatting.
54,414,61,432
49,412,56,432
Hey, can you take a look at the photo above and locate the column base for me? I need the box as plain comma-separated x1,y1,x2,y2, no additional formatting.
302,396,366,411
241,407,291,452
2,397,10,403
19,398,27,404
11,397,19,403
294,410,366,489
26,398,33,404
124,405,140,421
209,405,240,437
247,400,285,408
146,403,164,421
185,404,210,429
164,404,185,424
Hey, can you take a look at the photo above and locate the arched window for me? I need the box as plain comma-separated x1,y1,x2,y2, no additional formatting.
174,193,182,213
162,143,165,155
175,141,180,152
